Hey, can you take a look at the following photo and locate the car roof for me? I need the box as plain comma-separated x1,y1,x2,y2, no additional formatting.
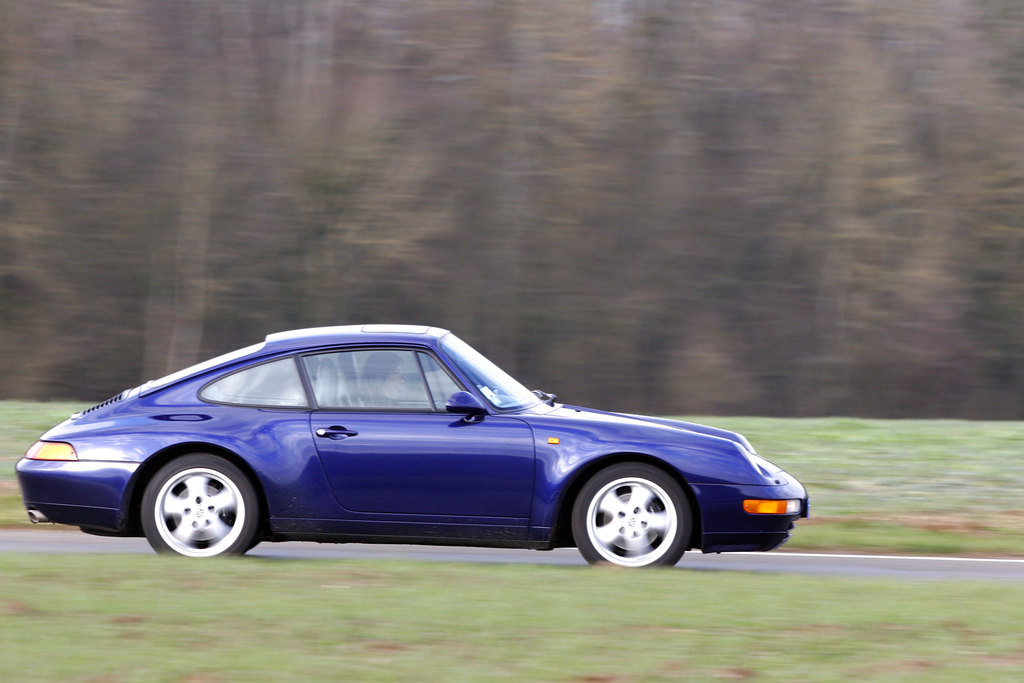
262,324,449,353
140,325,450,396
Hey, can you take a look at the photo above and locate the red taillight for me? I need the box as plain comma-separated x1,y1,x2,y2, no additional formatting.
25,441,78,461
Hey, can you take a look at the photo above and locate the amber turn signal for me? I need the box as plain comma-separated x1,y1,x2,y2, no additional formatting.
743,499,800,515
25,441,78,461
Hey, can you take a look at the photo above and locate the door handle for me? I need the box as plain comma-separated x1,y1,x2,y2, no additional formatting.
316,426,359,439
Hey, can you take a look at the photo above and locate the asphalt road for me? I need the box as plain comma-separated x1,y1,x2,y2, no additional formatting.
2,528,1024,580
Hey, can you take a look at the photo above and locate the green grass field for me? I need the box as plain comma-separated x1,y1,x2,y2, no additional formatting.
3,401,1024,554
705,416,1024,555
1,555,1023,681
3,402,1024,680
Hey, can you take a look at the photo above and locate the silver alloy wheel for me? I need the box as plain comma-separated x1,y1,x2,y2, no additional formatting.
152,466,247,557
584,476,678,567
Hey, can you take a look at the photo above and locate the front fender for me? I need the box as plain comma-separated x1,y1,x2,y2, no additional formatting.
525,417,769,532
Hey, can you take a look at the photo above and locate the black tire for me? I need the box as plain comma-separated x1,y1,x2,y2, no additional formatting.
140,454,259,558
571,463,691,567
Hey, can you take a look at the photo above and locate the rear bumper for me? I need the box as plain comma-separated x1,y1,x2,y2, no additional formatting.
16,458,139,533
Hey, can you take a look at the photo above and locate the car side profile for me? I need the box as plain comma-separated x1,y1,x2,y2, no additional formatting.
17,325,808,567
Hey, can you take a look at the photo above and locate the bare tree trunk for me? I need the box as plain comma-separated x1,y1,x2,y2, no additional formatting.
165,138,214,372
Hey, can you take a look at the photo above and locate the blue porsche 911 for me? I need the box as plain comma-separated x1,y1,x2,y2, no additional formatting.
17,325,807,567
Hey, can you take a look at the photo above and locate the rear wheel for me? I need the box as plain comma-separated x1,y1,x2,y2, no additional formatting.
141,454,259,558
572,463,691,567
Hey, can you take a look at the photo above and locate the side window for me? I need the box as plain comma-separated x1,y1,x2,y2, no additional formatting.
302,352,358,407
303,349,434,411
418,352,462,411
200,358,308,407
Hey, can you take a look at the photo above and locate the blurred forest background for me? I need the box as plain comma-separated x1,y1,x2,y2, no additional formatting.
1,0,1023,418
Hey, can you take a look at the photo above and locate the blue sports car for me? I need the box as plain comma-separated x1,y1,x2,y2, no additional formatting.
17,325,807,567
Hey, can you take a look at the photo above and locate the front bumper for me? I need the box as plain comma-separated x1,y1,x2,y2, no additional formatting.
691,479,808,553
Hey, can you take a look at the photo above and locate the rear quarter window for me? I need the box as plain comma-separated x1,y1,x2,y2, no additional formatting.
200,358,308,407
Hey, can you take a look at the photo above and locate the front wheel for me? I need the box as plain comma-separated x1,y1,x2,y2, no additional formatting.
141,454,259,558
572,463,691,568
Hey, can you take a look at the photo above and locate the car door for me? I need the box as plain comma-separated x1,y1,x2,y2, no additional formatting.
303,348,536,522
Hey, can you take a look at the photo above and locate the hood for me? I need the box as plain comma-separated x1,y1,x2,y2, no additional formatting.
553,405,748,447
527,405,787,485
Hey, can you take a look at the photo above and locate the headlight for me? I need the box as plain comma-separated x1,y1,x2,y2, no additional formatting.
735,443,788,485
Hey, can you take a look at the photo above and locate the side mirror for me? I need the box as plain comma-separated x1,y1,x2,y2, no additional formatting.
446,391,488,422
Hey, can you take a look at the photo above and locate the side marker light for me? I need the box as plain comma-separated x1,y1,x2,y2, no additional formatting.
743,499,800,515
547,437,560,445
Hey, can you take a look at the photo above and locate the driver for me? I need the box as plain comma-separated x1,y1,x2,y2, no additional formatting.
361,352,408,407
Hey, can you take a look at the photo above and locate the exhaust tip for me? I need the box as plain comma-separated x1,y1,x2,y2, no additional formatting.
27,509,50,524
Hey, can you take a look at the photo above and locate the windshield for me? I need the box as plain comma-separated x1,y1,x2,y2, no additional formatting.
440,335,540,411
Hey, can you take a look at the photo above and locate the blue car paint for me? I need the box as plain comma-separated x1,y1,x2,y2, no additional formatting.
17,460,138,529
17,325,808,556
309,412,536,519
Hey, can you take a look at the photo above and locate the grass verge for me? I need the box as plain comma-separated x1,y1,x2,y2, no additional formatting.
702,416,1024,555
0,400,88,459
3,555,1024,681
